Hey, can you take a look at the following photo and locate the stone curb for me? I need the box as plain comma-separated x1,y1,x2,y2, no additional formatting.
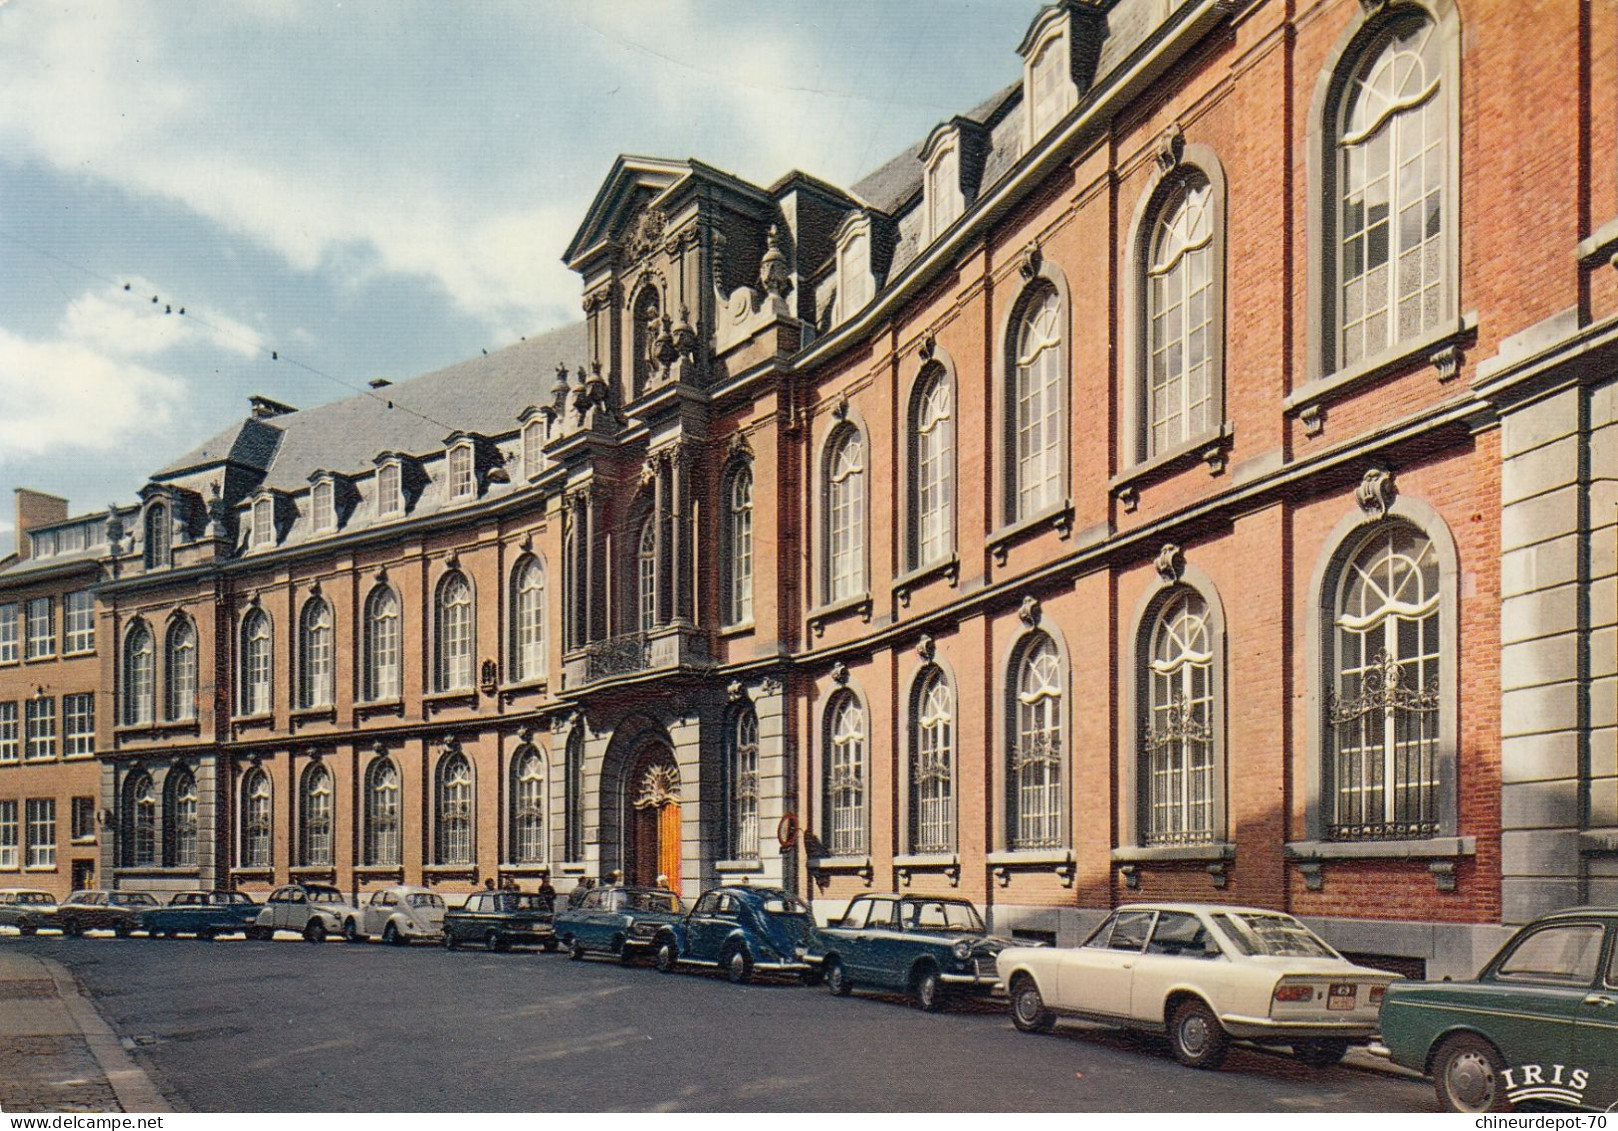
32,955,172,1114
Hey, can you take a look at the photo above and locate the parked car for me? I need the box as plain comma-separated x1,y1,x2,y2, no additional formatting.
999,902,1399,1069
444,891,558,952
55,890,160,937
805,893,1012,1011
0,889,60,935
647,885,815,983
342,886,447,945
553,885,685,963
140,890,261,939
246,883,364,943
1379,906,1618,1113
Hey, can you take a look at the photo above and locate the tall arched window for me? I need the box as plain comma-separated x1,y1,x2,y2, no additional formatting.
1147,175,1214,456
1334,11,1447,369
564,728,584,862
165,767,198,867
239,609,272,716
127,771,157,867
725,467,754,626
363,586,401,702
637,517,658,633
825,426,866,604
297,597,334,710
434,573,474,692
728,706,760,860
1328,523,1441,841
510,557,547,683
164,617,197,722
1010,633,1064,849
911,365,954,569
122,621,155,726
240,767,272,868
510,746,547,865
824,692,865,856
1144,591,1216,846
299,762,333,866
1011,287,1064,520
911,669,954,854
436,753,474,865
363,758,400,866
144,504,170,569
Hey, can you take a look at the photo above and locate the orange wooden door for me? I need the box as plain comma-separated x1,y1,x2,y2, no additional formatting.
657,801,681,891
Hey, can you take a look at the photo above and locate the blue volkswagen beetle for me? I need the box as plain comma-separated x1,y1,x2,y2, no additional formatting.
648,885,815,983
552,885,685,963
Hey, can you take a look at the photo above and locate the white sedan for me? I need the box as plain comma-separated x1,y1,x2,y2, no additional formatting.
998,902,1398,1069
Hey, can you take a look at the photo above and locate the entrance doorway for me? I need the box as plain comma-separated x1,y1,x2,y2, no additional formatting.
71,859,95,890
626,745,681,890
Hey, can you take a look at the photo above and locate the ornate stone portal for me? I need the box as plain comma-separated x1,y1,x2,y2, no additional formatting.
627,747,682,889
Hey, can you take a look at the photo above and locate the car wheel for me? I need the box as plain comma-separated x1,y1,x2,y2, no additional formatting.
17,919,35,936
1010,975,1056,1034
911,965,946,1012
825,958,852,997
724,944,754,985
542,938,559,954
65,920,83,938
655,938,678,974
1169,998,1230,1070
113,925,131,939
198,928,216,942
799,968,825,987
1434,1033,1510,1113
344,919,362,944
149,928,165,940
1294,1039,1350,1069
485,929,507,953
569,939,586,961
443,931,457,950
303,919,327,944
383,923,401,947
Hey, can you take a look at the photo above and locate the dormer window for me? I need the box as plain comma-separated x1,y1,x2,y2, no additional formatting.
449,444,475,500
311,480,336,533
378,463,403,517
522,418,545,480
144,503,171,568
925,142,961,241
252,497,275,548
836,224,874,322
1023,15,1078,144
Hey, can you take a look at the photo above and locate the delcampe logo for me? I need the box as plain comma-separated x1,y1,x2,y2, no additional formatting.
1501,1063,1590,1108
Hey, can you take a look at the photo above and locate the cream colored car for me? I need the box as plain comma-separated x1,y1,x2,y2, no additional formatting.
999,903,1399,1070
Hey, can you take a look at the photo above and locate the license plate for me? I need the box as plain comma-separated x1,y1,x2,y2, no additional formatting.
1328,983,1356,1011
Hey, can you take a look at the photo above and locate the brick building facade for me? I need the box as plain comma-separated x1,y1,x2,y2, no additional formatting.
5,0,1618,977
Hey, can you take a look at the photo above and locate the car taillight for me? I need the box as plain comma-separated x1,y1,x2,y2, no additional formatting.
1369,984,1386,1004
1273,984,1314,1003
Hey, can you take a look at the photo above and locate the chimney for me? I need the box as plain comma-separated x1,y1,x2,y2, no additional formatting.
13,488,68,562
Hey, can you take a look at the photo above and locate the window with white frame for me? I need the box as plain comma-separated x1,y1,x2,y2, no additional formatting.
729,706,759,860
1327,523,1442,841
144,504,171,569
825,426,867,604
377,463,403,517
1011,287,1064,520
925,143,961,240
637,518,658,633
298,597,334,709
312,480,336,532
25,800,54,869
911,365,954,568
437,753,474,865
364,758,400,866
1027,31,1071,140
511,747,546,865
64,591,94,653
64,694,95,756
239,610,272,716
300,762,333,866
1144,590,1216,846
25,697,56,760
165,618,197,722
510,557,546,683
1010,633,1064,850
166,768,198,867
449,444,476,500
1147,175,1216,456
124,622,155,725
364,586,401,701
252,497,275,548
128,772,157,867
837,230,873,322
0,702,17,763
0,800,16,868
725,467,754,626
25,597,54,660
434,573,474,692
824,692,866,856
0,604,16,663
523,419,545,479
1335,13,1446,369
911,669,954,855
71,796,95,842
241,768,272,868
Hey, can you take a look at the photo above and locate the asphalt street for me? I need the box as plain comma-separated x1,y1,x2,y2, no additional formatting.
5,933,1438,1113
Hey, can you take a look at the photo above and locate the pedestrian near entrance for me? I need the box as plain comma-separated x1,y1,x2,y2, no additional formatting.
536,869,556,912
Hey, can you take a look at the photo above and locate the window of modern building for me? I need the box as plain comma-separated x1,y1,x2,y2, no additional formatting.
637,517,658,633
166,768,198,867
25,799,54,869
300,762,333,867
297,598,334,710
729,706,760,861
363,586,401,701
64,590,94,654
123,621,155,726
241,768,272,868
128,772,157,868
911,364,954,569
824,691,866,857
239,610,272,716
510,557,547,683
0,702,16,763
64,693,95,756
825,425,867,604
364,757,400,866
511,746,547,865
25,597,54,660
1010,632,1064,850
0,800,16,868
0,604,16,663
911,668,955,855
24,697,56,760
164,618,197,722
311,480,336,532
449,444,476,500
377,462,404,517
725,466,754,626
1010,286,1064,521
70,796,95,843
1146,175,1215,457
144,504,171,569
252,497,275,548
434,573,474,692
522,419,545,480
1143,590,1217,846
436,753,474,865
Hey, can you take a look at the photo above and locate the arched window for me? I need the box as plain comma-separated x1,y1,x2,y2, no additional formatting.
240,767,272,868
1010,633,1064,850
510,746,547,865
637,517,658,633
252,497,275,548
1144,591,1216,846
363,586,401,702
1010,286,1064,520
377,463,403,517
564,728,584,862
164,617,197,722
1327,523,1441,841
632,285,661,398
510,557,547,684
911,365,954,568
122,621,155,726
127,771,157,867
311,479,336,532
297,597,334,710
436,753,474,865
728,707,760,860
825,426,866,604
1146,175,1215,456
434,572,474,692
165,767,198,867
725,467,754,626
1333,10,1448,369
239,609,272,716
911,669,954,854
144,504,170,569
299,762,333,867
824,692,865,856
363,758,400,866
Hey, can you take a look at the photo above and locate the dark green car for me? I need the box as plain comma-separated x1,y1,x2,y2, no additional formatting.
1379,907,1618,1112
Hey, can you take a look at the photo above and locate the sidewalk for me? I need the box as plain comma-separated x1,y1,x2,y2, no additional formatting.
0,946,171,1114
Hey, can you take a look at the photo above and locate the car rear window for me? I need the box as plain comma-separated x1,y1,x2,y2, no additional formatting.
20,892,52,905
627,891,681,914
306,887,345,904
762,896,810,917
904,900,984,933
1496,924,1605,987
1213,912,1336,958
1147,911,1217,957
408,894,444,909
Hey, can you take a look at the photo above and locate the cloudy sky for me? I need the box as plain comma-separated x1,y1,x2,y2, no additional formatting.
0,1,1044,555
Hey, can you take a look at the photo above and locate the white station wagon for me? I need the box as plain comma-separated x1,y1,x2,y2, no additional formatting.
998,903,1399,1070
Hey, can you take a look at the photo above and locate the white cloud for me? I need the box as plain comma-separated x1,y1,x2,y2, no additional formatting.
60,279,264,360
